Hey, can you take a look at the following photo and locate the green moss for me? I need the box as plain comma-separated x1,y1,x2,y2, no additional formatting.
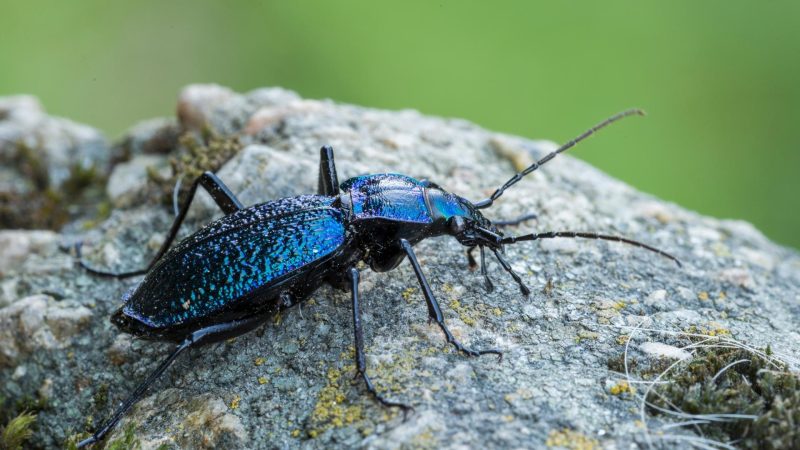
105,423,141,450
0,141,106,230
13,142,49,190
0,189,69,229
639,341,800,449
63,432,89,450
148,127,242,206
0,393,46,435
0,412,36,450
62,164,100,196
93,383,110,412
606,353,638,374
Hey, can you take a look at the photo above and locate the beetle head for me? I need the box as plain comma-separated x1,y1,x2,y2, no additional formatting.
426,187,503,249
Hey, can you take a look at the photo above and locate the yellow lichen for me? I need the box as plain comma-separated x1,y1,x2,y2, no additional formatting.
448,299,477,326
254,357,266,366
257,376,268,385
409,429,438,449
592,299,627,323
698,291,710,301
609,381,635,395
616,335,630,345
687,322,732,337
545,428,598,450
307,366,364,437
291,429,300,438
575,330,599,343
401,287,416,303
229,395,241,410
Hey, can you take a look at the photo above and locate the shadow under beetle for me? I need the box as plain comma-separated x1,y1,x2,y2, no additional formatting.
75,109,680,447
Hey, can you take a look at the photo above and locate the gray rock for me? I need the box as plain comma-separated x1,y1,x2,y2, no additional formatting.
0,294,92,368
1,85,798,449
0,95,108,189
106,154,170,208
0,95,110,229
113,117,180,159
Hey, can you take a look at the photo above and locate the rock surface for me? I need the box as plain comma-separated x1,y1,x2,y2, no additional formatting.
0,95,110,229
0,85,799,449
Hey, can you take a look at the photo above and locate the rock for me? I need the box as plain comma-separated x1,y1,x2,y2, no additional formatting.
0,95,110,229
0,94,108,189
114,117,180,159
1,85,798,449
106,154,170,208
638,342,692,360
0,230,59,275
0,294,92,368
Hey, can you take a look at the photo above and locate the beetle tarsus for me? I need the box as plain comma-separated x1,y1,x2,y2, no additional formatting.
491,249,531,296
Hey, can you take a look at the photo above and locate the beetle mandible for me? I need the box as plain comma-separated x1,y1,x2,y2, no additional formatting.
75,109,679,447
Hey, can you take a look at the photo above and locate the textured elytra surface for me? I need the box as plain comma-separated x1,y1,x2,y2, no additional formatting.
0,85,798,449
126,197,344,329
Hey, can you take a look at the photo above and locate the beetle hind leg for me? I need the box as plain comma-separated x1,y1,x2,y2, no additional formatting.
348,267,413,414
77,315,265,448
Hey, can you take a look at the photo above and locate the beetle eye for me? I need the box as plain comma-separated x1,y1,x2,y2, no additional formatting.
448,216,466,234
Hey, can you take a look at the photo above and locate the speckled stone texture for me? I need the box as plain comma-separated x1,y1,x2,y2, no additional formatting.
1,85,798,449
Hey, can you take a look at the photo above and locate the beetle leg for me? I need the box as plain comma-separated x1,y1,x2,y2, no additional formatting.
77,171,243,278
479,246,495,293
467,246,494,292
399,239,502,360
493,212,538,227
77,315,264,448
348,267,412,413
490,248,531,296
318,145,340,196
466,246,478,269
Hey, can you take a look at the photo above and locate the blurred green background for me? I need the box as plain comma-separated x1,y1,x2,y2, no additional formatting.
1,1,798,249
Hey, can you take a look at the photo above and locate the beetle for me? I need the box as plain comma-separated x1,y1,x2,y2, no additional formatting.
74,109,679,447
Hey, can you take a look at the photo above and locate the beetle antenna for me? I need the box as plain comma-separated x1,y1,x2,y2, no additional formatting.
473,109,645,209
501,231,681,267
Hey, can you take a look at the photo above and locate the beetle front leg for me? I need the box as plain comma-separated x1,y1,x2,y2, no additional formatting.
466,246,494,293
348,267,412,412
491,248,531,296
77,171,244,278
493,212,538,227
399,239,502,359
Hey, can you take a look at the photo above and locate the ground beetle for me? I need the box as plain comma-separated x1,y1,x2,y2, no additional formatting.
75,109,679,447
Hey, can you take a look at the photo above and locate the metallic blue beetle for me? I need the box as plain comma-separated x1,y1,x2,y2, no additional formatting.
76,110,679,447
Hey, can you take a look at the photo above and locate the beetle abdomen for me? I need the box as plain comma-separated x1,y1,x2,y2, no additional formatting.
123,200,347,329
